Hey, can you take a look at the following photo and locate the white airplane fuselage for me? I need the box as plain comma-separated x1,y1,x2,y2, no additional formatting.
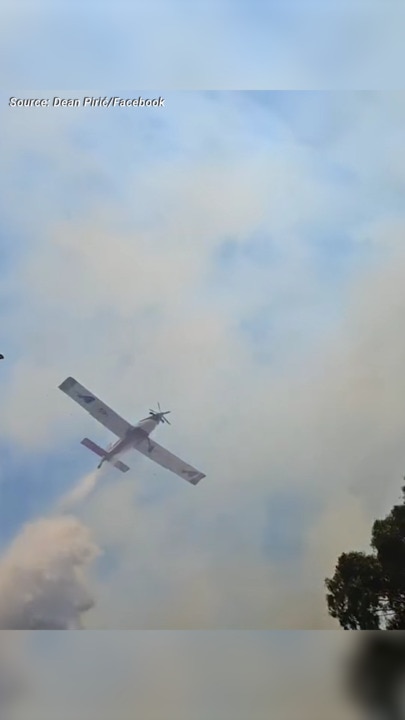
98,417,158,468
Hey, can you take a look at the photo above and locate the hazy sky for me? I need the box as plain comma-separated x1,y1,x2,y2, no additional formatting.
1,90,405,634
2,2,405,718
1,631,359,720
3,1,405,88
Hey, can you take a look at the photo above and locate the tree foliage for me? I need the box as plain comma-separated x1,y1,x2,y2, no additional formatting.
325,484,405,629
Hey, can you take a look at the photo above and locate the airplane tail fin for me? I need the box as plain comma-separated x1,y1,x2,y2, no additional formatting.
81,438,130,473
81,438,106,458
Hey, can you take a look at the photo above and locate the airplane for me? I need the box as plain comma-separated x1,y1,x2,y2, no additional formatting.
58,376,206,485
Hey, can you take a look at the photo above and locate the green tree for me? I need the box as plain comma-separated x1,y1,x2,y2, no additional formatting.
325,484,405,629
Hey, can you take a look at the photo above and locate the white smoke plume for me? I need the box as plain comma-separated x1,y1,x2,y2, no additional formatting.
0,515,100,629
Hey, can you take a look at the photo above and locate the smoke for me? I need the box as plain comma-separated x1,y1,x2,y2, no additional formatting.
0,515,100,629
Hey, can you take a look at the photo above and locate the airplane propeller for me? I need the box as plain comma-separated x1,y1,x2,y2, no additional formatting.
149,402,171,424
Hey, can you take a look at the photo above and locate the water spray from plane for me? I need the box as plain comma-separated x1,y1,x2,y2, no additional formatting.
58,470,102,513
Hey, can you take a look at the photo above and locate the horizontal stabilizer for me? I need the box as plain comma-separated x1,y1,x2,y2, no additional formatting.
81,438,106,458
113,460,130,473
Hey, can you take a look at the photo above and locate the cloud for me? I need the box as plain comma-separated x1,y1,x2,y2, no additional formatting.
0,515,99,629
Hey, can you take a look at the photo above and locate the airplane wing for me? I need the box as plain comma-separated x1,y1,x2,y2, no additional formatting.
135,437,205,485
58,376,132,439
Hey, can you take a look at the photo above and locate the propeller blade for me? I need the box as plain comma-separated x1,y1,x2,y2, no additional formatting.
148,407,170,423
158,402,161,411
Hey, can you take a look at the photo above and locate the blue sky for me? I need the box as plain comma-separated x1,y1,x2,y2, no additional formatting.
3,2,405,89
1,90,405,635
